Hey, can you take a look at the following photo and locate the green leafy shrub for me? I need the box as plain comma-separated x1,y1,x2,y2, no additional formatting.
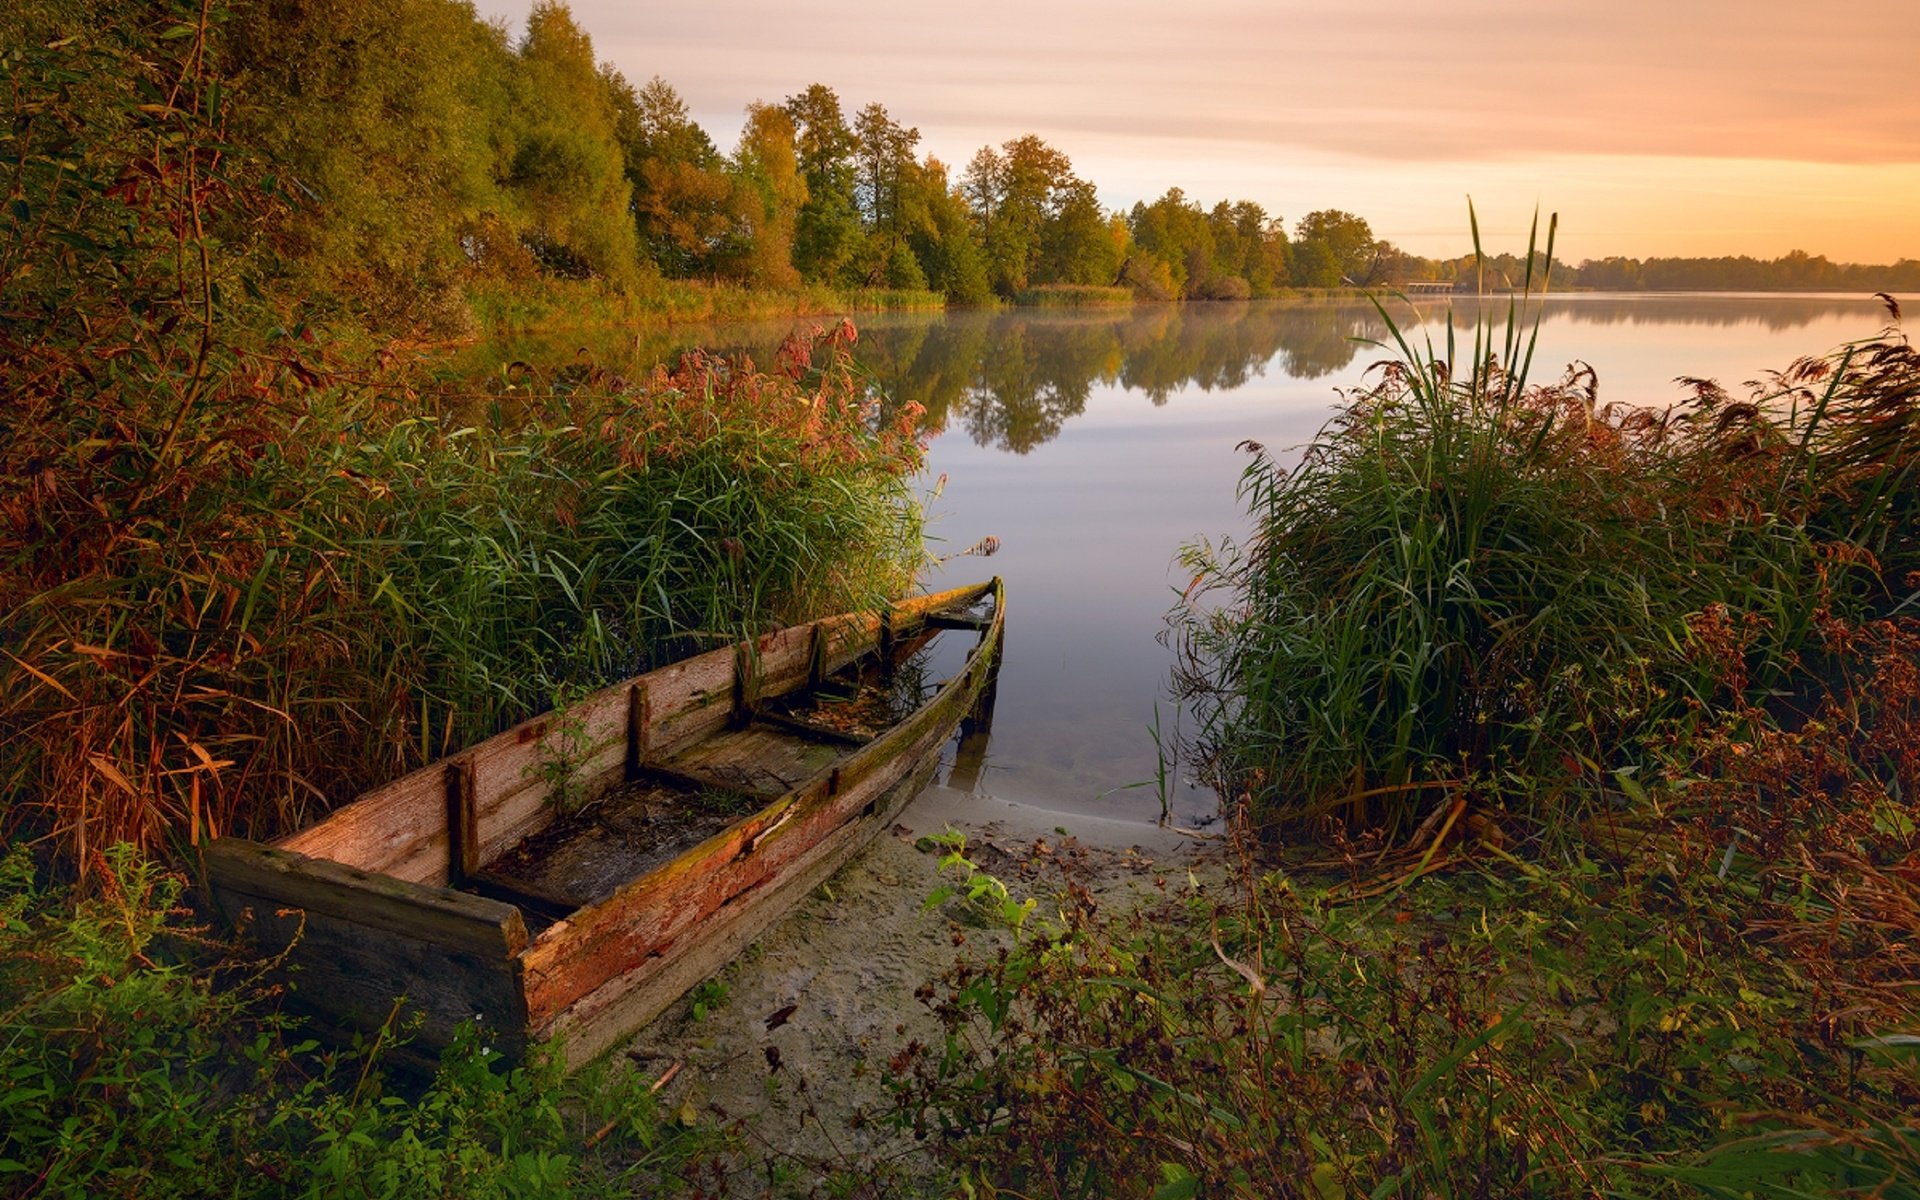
0,845,715,1198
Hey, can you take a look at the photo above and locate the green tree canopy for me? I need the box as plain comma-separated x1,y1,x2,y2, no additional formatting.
723,101,808,287
783,83,861,283
963,135,1109,295
906,158,992,304
607,73,731,277
506,2,638,284
1293,209,1380,286
221,0,513,329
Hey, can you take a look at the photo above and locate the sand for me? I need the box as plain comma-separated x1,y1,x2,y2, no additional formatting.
615,779,1222,1192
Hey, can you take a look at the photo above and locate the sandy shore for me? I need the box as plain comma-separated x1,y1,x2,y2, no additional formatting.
616,779,1222,1190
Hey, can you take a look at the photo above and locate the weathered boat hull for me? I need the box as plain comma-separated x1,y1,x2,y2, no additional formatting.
205,579,1002,1068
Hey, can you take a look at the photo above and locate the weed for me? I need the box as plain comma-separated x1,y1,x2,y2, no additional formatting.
0,845,722,1197
689,978,731,1023
536,682,596,817
921,830,1036,932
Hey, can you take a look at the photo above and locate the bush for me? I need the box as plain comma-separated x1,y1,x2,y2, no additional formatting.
0,845,715,1198
1172,295,1918,833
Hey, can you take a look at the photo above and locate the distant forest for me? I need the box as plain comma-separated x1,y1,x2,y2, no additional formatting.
13,0,1912,333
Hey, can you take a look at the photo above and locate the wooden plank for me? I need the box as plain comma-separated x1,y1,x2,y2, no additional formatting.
468,686,628,870
278,769,449,882
894,579,993,621
927,613,989,632
205,838,529,958
634,640,738,759
756,619,828,690
663,725,844,799
464,868,581,923
216,885,529,1059
626,682,649,778
543,750,940,1069
445,758,478,883
807,623,828,688
753,710,871,747
519,649,983,1033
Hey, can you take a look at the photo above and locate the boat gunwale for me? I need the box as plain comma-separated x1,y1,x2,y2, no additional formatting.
202,578,1003,1062
514,577,1005,1032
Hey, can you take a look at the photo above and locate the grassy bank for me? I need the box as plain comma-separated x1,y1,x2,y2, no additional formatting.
1011,284,1136,308
885,249,1919,1193
467,276,948,334
889,753,1920,1196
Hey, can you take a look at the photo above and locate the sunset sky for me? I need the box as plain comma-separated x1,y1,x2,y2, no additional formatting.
476,0,1919,264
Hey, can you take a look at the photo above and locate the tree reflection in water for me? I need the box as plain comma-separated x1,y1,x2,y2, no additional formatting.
438,293,1891,821
454,294,1878,456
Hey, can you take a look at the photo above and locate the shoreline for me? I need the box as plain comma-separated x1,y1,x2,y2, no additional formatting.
619,774,1225,1185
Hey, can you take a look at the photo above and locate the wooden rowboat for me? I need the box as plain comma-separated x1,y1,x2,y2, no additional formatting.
204,579,1003,1068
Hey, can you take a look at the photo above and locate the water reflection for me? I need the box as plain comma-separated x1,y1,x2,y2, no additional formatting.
454,293,1893,825
460,294,1882,458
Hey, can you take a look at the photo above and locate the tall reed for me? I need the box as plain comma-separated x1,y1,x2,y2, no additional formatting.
0,17,925,874
1171,213,1919,834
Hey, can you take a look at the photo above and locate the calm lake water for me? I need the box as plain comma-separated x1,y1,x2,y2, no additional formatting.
483,294,1900,827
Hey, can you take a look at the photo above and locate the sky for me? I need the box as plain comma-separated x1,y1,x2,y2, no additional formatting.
475,0,1919,264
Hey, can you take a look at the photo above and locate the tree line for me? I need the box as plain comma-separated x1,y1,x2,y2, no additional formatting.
17,0,1908,335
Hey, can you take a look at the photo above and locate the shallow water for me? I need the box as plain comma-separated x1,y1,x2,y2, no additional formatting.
480,293,1900,827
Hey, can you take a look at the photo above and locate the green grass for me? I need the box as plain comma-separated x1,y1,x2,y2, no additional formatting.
465,275,945,335
1011,284,1135,308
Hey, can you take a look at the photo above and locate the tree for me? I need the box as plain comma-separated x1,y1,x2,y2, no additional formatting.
1039,178,1126,286
219,0,515,328
1127,189,1210,297
1293,209,1379,286
906,158,991,303
962,134,1093,295
1213,200,1289,296
1289,239,1340,288
783,84,861,283
721,101,807,287
606,74,731,277
850,103,928,287
506,2,638,284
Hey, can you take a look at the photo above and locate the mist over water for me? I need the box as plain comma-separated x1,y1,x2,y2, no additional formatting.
479,293,1898,825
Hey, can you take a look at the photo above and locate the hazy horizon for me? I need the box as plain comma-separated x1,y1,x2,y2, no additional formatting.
475,0,1918,266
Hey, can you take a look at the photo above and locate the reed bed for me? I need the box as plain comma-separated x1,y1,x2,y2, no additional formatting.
0,21,925,873
1012,284,1136,308
1171,221,1919,835
2,321,924,871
